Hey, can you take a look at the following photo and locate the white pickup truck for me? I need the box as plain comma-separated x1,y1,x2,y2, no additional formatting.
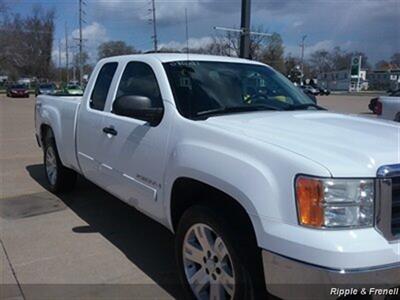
35,54,399,299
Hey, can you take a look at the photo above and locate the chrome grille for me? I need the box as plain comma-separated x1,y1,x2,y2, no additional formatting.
376,164,400,241
392,177,400,236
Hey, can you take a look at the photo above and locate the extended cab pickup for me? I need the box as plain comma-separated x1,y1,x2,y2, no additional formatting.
35,54,400,299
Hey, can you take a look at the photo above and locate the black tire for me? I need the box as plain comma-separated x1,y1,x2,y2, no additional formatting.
43,130,77,193
175,205,268,300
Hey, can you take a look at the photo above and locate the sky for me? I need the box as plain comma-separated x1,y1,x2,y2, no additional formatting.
7,0,400,66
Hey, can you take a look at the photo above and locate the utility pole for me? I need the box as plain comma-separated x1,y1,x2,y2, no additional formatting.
149,0,158,52
300,34,307,82
185,8,189,56
65,22,69,84
58,39,62,82
239,0,251,58
227,31,231,56
78,0,86,86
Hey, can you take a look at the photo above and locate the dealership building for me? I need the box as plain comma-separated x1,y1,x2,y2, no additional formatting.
367,69,400,90
317,68,400,92
317,69,368,91
316,56,370,92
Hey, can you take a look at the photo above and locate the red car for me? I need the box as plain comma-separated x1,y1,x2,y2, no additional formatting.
6,84,30,98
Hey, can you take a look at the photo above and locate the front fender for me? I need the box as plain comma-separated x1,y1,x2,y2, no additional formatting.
163,142,280,247
162,139,331,248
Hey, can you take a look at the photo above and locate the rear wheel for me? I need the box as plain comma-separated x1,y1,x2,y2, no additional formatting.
43,131,77,193
175,205,267,300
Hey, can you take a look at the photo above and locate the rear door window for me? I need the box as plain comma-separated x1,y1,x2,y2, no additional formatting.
90,62,118,111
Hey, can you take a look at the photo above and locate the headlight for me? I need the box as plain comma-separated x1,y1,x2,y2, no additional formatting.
295,176,374,228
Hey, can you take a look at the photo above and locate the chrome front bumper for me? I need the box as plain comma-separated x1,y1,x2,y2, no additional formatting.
262,250,400,299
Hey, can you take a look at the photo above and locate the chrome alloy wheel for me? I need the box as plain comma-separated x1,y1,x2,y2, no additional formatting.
182,223,235,300
45,146,57,185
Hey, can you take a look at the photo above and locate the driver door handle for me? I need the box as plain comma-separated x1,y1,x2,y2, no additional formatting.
102,127,118,136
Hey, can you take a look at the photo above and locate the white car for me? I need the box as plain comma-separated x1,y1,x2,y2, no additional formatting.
35,54,399,299
375,91,400,121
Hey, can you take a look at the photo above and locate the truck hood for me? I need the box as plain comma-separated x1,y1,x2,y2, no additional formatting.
204,111,399,177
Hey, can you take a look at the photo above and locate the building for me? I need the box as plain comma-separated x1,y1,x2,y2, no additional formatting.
367,69,400,91
0,75,8,84
317,69,368,91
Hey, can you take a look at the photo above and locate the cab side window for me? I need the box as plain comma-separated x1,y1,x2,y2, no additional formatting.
116,62,163,109
90,62,118,111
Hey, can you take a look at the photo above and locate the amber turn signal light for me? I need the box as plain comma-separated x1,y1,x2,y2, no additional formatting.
296,176,324,227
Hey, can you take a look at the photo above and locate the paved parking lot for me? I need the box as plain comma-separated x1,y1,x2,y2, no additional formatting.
0,93,378,300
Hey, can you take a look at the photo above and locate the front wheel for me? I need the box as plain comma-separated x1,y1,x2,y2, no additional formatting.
175,205,267,300
43,133,77,193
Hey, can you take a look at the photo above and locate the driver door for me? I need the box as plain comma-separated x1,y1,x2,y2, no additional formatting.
100,61,171,220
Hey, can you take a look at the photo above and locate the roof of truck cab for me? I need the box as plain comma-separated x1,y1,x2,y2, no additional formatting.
100,53,266,65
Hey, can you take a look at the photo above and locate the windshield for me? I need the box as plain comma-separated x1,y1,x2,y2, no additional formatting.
40,84,54,89
163,61,316,119
11,84,25,89
67,85,80,89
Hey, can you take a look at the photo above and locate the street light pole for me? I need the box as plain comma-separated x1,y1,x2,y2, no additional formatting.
239,0,251,58
65,22,69,84
300,34,307,82
78,0,85,86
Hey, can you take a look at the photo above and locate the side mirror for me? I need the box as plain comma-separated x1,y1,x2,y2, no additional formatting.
112,95,164,126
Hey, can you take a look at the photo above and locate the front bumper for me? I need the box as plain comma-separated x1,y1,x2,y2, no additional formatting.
262,250,400,299
10,92,29,97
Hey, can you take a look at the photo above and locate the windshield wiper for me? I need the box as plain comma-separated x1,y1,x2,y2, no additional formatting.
195,105,280,119
284,103,326,111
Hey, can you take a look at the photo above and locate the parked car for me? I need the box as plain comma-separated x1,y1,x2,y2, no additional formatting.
64,84,84,96
314,85,330,95
373,96,400,121
6,84,29,98
35,83,56,97
35,54,400,300
369,89,400,112
298,86,317,103
300,84,319,95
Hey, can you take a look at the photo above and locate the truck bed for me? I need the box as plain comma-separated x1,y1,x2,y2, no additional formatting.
35,95,82,171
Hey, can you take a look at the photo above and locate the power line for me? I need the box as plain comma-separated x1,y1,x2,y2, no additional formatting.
213,26,271,37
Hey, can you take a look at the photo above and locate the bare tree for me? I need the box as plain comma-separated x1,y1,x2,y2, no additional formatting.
375,60,391,70
0,5,55,80
158,47,181,53
309,47,370,74
98,41,139,59
260,33,285,73
209,25,270,59
390,53,400,68
309,50,334,74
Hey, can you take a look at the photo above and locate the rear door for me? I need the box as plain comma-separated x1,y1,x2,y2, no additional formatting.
101,60,171,220
76,61,118,186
